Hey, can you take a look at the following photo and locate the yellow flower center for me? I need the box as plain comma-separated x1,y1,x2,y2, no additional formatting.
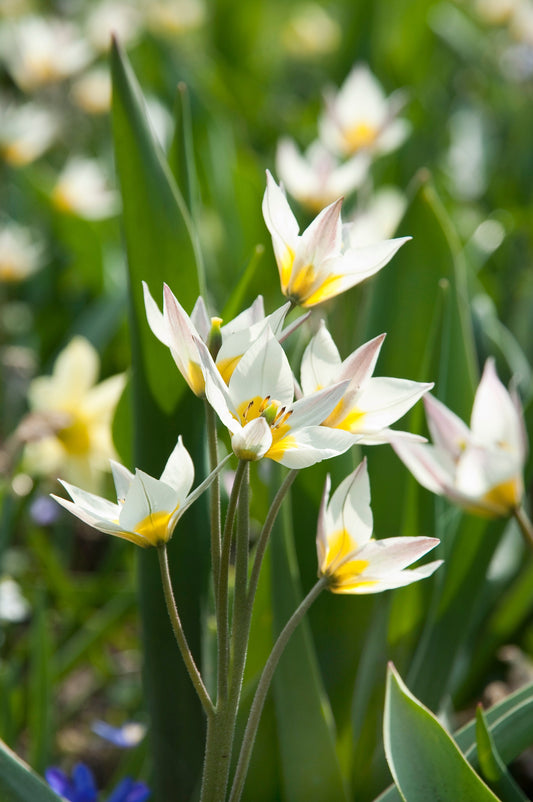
56,415,91,455
235,395,295,459
344,121,378,152
135,509,175,546
322,528,369,588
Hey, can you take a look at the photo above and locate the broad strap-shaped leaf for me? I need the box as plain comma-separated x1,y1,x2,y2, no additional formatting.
384,664,500,802
111,41,208,801
475,705,528,801
0,739,61,802
376,680,533,802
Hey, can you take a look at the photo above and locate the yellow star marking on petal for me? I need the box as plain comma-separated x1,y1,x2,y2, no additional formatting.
321,528,370,589
322,399,366,431
217,355,241,384
299,273,343,308
187,360,206,396
280,246,295,293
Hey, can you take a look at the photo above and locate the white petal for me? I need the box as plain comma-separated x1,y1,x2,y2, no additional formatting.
229,328,294,409
338,560,442,594
316,474,332,573
300,321,342,395
289,381,349,429
52,494,125,536
143,281,169,345
110,461,134,502
190,296,211,342
328,459,373,546
196,336,240,431
470,359,525,457
159,435,194,502
356,536,440,575
119,471,177,532
392,441,453,495
56,479,120,520
354,377,433,431
296,197,343,269
273,426,354,468
231,417,273,461
423,393,471,459
338,333,386,394
262,170,300,253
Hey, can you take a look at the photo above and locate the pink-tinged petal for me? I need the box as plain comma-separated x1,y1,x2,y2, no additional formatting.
289,381,349,430
159,285,206,396
231,417,273,461
423,393,471,459
337,236,411,282
228,328,294,409
159,435,194,502
355,536,440,575
357,428,427,446
392,441,453,495
296,197,343,268
143,281,170,345
336,560,442,594
272,426,355,469
470,359,524,456
351,377,433,431
337,333,386,394
300,321,342,395
190,296,210,342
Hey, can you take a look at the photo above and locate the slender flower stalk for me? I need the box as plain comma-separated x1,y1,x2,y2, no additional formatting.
205,399,222,595
157,543,214,717
229,577,329,802
513,506,533,551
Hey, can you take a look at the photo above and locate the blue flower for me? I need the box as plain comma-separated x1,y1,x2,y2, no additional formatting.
45,763,150,802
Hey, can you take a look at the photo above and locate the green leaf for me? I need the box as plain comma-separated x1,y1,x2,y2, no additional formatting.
28,592,53,774
111,40,209,801
270,475,349,802
376,681,533,802
384,664,500,802
0,739,60,802
475,705,528,801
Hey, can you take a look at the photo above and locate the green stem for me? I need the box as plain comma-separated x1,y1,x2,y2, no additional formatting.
205,400,222,598
247,469,298,608
514,506,533,551
157,544,214,717
228,577,328,802
217,459,247,703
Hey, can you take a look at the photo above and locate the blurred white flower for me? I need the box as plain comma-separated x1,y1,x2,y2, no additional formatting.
319,64,410,158
282,3,341,58
144,0,206,36
0,16,92,91
71,67,112,115
52,158,120,220
348,187,407,248
393,359,527,518
475,0,520,25
85,1,143,52
0,221,45,282
275,138,369,212
0,577,30,623
317,460,441,594
0,99,59,166
509,0,533,44
24,336,125,492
